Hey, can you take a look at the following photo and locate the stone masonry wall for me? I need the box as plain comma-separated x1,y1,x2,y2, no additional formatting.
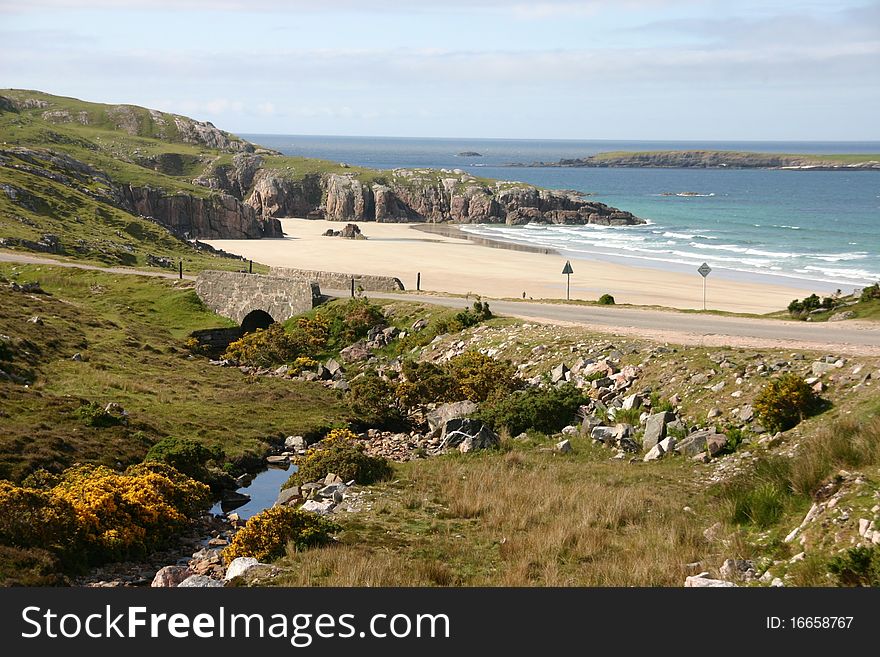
269,267,405,292
195,271,321,324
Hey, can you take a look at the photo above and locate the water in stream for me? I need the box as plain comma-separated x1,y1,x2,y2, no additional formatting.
210,464,297,520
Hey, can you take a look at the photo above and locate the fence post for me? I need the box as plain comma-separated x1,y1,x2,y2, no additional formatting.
178,259,183,280
417,272,421,291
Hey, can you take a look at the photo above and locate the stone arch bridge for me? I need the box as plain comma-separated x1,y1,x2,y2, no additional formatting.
195,270,322,332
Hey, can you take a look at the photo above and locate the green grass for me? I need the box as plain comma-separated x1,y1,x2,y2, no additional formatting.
0,264,349,482
269,437,711,586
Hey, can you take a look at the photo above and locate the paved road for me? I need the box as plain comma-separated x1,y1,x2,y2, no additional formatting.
327,289,880,355
3,252,878,355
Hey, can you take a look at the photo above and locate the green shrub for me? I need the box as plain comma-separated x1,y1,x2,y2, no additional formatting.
75,401,123,428
144,436,224,487
597,294,615,305
754,373,824,433
649,391,674,413
446,351,521,403
612,407,641,426
0,545,66,586
395,352,520,413
222,506,339,563
0,481,80,555
860,283,880,302
223,324,303,367
718,455,792,529
477,382,588,436
828,547,880,587
285,432,393,488
396,360,457,413
394,304,492,354
347,372,404,429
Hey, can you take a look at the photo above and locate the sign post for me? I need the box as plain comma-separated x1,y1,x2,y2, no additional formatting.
562,260,574,300
697,262,712,310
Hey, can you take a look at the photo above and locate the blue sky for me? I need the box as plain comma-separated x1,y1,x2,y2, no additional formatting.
2,0,878,140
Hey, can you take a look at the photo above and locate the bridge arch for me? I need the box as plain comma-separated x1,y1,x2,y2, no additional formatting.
241,309,275,334
194,271,322,326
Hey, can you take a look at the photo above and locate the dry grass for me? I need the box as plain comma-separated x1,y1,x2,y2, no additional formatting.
272,438,710,586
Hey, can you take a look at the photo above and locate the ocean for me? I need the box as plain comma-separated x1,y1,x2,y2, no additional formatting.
244,134,880,293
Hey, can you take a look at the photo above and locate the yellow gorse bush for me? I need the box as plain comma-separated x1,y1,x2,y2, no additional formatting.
222,506,339,563
0,462,210,564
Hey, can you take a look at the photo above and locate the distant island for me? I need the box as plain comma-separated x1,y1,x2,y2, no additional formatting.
457,151,482,157
510,150,880,170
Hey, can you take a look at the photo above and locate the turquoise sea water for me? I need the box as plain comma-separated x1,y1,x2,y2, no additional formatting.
245,135,880,292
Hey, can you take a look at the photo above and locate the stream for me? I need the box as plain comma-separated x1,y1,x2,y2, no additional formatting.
210,463,296,520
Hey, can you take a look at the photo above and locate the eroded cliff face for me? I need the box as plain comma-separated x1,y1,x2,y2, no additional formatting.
317,173,641,226
120,186,282,239
188,150,642,227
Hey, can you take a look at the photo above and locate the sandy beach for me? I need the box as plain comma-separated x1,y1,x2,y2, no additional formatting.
204,219,817,314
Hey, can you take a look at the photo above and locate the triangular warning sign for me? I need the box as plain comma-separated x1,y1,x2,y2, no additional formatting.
562,261,574,275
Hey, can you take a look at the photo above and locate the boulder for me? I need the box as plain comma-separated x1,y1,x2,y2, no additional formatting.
339,341,371,362
684,573,736,588
284,435,307,451
551,363,570,384
555,439,573,454
177,575,224,588
561,425,579,436
643,411,673,451
812,361,835,376
439,418,499,452
590,426,616,444
737,404,754,423
266,455,289,464
427,400,479,431
719,558,756,582
301,499,334,515
274,486,301,507
643,444,665,461
676,429,721,457
621,393,642,410
325,358,342,376
706,434,728,456
151,565,193,588
224,557,261,581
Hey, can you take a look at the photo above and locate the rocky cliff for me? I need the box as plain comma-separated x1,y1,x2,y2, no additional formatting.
120,185,282,239
198,158,643,226
1,146,281,240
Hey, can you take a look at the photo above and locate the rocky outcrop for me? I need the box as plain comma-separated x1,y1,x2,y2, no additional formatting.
527,150,880,170
318,173,641,226
120,185,281,239
247,171,324,218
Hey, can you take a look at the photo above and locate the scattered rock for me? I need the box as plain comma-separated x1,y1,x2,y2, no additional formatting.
177,575,224,588
151,565,193,587
274,486,301,507
555,439,573,454
439,418,499,452
685,573,736,588
224,557,261,581
301,499,334,515
643,411,673,451
427,400,478,431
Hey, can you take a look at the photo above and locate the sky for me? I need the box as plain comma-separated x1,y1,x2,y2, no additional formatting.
2,0,879,140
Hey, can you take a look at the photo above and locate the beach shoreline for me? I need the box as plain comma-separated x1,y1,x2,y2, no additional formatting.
204,218,820,314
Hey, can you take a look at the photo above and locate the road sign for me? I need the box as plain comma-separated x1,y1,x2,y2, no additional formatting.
562,261,573,300
697,262,711,310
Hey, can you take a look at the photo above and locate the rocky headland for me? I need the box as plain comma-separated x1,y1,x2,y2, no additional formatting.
516,150,880,170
